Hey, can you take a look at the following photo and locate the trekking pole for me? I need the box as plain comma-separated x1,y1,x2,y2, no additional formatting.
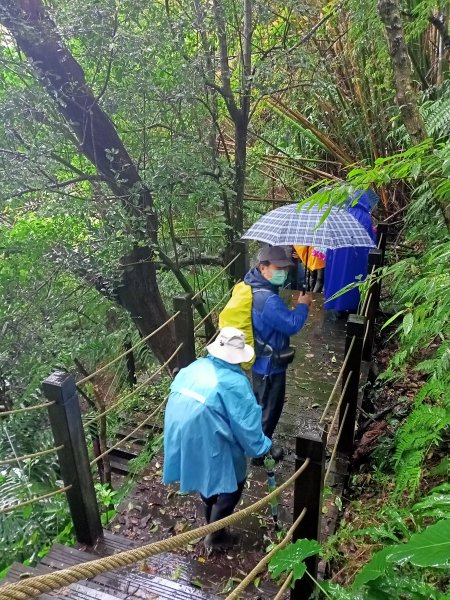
264,455,279,529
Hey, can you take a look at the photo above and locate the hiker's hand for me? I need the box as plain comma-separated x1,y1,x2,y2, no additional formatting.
297,293,312,307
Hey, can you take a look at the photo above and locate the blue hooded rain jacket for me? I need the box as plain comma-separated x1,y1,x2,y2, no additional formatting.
163,355,271,498
324,191,378,312
244,267,309,376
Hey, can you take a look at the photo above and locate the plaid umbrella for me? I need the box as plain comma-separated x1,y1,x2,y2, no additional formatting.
242,203,376,249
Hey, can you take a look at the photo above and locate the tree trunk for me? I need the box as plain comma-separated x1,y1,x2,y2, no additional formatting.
378,0,450,231
0,0,178,363
378,0,427,144
233,117,247,234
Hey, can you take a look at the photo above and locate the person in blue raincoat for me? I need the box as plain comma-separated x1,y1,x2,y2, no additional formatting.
244,246,311,461
163,327,271,551
324,189,378,316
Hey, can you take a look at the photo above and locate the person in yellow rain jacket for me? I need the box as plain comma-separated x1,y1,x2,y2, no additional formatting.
293,245,325,292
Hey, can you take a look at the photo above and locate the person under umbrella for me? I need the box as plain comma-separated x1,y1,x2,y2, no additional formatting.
324,190,378,317
243,246,311,461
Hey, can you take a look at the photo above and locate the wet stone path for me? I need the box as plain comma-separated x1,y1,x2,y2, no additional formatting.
108,292,349,598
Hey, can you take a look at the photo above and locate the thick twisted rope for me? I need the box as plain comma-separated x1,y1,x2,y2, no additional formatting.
225,508,307,600
0,459,310,600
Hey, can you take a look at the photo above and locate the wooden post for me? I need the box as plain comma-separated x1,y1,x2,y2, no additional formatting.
291,429,327,600
337,315,366,455
173,295,196,369
362,249,383,361
43,371,102,545
230,240,249,283
377,222,389,265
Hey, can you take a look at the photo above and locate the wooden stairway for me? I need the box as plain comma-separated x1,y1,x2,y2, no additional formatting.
3,530,218,599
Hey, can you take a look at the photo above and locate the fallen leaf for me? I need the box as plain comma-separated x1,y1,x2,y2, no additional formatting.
141,562,155,573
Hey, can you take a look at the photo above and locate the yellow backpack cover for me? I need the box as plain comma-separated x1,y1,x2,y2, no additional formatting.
218,282,255,369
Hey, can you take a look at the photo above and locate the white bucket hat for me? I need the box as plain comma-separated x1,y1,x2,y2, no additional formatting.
207,327,254,365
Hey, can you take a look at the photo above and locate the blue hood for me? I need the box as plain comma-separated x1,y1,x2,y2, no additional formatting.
244,266,278,291
344,189,379,213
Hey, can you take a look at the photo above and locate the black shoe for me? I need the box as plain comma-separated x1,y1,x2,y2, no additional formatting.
204,529,239,552
270,445,285,462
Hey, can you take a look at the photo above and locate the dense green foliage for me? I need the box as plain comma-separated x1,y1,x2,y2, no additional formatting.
0,0,448,594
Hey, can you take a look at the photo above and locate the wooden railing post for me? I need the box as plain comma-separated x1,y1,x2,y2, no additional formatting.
337,315,366,456
229,240,249,283
377,222,389,265
43,371,102,545
362,249,383,361
291,429,327,600
173,294,196,369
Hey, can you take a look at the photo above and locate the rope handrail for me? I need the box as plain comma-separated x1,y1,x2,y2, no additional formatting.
90,394,169,465
77,312,180,386
0,458,311,600
191,253,241,301
0,445,64,467
224,507,307,600
324,403,349,483
83,343,183,427
362,317,371,351
326,371,352,447
193,280,240,333
0,485,72,516
0,401,54,419
201,329,220,354
273,572,293,600
363,292,373,318
319,336,355,424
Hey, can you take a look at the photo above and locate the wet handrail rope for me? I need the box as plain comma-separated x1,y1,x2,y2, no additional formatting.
77,312,180,386
273,572,294,600
0,445,64,467
90,394,169,465
84,343,183,427
0,485,72,516
0,459,311,600
191,253,241,301
0,401,54,418
224,508,307,600
324,403,349,483
319,336,355,424
193,280,240,333
325,371,352,446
